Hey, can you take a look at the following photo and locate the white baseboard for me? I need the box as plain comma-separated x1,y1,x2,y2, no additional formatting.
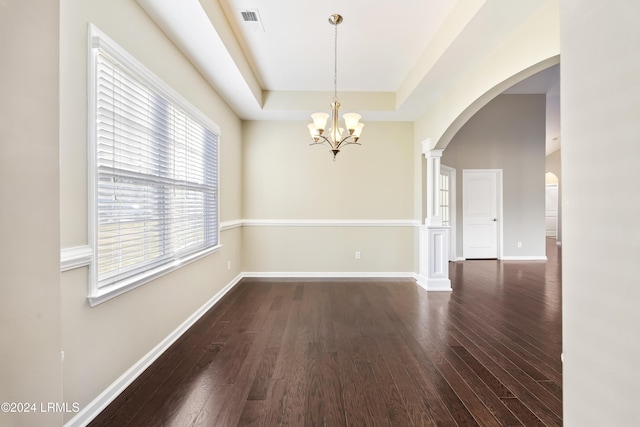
455,256,548,261
65,273,243,427
500,256,548,261
242,271,416,279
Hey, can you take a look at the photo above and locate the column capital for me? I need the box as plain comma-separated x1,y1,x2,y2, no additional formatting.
425,148,444,159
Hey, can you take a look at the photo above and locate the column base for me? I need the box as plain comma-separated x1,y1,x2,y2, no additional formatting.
416,274,452,292
418,225,452,292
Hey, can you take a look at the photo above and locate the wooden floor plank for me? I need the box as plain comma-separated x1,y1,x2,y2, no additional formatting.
441,343,523,426
88,239,563,427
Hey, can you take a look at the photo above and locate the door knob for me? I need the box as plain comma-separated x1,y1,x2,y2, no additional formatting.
492,218,497,222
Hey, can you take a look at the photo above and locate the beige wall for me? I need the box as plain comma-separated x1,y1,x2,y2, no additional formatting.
242,121,415,273
58,0,243,421
243,226,414,273
442,94,546,259
0,1,63,426
561,1,640,425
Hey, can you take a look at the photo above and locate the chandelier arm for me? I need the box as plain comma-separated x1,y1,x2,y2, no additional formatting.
310,135,334,148
336,139,361,149
335,135,359,149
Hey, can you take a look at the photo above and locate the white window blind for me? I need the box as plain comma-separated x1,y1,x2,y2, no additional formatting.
88,25,219,303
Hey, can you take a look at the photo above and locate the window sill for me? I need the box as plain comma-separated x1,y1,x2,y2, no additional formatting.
88,244,222,307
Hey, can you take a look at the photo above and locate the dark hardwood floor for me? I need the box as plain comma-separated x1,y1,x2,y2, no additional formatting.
89,239,562,426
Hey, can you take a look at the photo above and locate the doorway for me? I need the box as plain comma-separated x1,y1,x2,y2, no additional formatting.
545,183,558,239
462,169,503,259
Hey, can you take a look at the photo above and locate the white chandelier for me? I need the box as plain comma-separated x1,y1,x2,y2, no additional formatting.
308,14,364,160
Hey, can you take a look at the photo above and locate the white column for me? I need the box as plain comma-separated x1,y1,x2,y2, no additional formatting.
423,143,443,226
417,141,452,292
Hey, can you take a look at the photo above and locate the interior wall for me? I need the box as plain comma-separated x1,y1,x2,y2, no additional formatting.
242,120,415,273
59,0,243,420
561,1,640,425
0,1,63,426
441,94,546,259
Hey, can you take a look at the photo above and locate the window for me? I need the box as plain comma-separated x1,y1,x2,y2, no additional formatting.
88,25,220,305
440,171,450,226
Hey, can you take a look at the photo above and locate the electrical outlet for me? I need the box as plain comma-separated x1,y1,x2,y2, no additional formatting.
355,251,361,259
227,260,231,270
517,242,522,248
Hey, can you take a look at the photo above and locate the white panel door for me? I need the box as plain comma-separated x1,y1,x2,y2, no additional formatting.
463,170,500,259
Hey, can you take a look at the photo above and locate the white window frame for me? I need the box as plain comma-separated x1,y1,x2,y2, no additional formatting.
87,24,221,306
440,164,457,261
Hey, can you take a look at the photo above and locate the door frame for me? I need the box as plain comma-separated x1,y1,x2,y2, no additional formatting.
462,169,503,260
545,183,559,238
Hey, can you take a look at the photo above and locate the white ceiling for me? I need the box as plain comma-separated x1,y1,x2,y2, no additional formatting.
136,0,560,153
219,0,457,92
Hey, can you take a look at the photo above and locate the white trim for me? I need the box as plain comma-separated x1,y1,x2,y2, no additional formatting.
64,273,243,427
243,271,416,279
500,256,548,261
220,219,243,231
242,219,420,227
416,276,452,292
61,246,93,272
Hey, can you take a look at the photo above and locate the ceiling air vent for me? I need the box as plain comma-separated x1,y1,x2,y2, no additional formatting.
240,10,258,22
238,9,265,32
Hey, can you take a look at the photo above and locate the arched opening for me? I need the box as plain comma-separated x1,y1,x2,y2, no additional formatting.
426,62,560,261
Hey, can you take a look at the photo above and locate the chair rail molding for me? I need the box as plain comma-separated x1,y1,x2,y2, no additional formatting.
60,245,93,272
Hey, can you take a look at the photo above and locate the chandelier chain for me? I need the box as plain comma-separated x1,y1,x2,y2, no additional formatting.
333,20,338,102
